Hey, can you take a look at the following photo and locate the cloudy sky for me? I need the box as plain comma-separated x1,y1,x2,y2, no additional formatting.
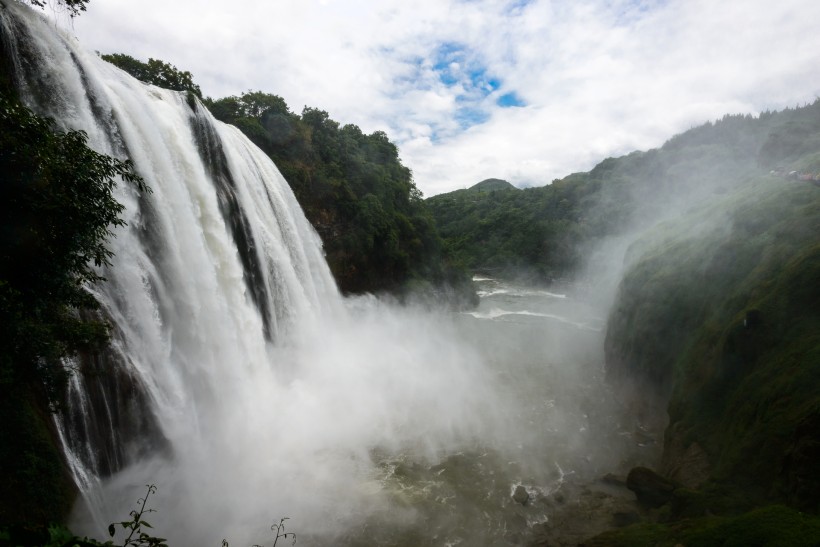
49,0,820,196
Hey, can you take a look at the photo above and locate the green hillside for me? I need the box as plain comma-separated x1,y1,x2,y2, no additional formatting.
428,101,820,283
588,108,820,543
594,175,820,544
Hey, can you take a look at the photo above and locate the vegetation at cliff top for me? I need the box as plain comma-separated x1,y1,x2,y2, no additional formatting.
19,0,89,17
100,54,202,99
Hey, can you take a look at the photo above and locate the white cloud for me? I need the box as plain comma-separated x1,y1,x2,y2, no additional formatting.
51,0,820,196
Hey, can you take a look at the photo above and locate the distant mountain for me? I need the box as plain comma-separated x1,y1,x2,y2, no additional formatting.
468,178,518,193
430,178,518,200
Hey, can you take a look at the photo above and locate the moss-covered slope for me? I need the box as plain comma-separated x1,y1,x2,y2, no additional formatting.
605,176,820,512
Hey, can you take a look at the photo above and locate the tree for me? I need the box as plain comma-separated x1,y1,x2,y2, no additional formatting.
101,54,202,99
202,91,290,123
19,0,89,17
0,92,147,403
0,90,147,527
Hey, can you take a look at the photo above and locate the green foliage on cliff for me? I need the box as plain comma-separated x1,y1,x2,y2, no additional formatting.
426,177,590,281
0,91,146,526
0,389,73,528
0,92,146,404
605,176,820,511
590,504,820,547
566,101,820,536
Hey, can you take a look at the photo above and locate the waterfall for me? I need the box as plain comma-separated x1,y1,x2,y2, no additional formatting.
2,4,508,545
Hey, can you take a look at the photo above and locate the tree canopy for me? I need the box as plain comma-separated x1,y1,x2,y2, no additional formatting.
0,92,146,402
19,0,89,17
101,53,202,99
0,90,146,526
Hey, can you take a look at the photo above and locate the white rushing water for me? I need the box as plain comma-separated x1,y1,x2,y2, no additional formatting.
3,4,653,545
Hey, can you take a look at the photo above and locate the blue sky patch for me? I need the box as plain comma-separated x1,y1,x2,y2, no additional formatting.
503,0,536,16
398,42,524,134
612,0,668,26
431,42,500,96
455,106,490,129
497,92,526,107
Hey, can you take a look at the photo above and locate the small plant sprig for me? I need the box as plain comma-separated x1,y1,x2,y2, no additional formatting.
107,484,168,547
221,517,296,547
266,518,296,547
57,485,168,547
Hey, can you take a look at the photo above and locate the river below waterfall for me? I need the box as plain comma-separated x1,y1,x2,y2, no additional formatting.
68,276,659,547
306,277,659,546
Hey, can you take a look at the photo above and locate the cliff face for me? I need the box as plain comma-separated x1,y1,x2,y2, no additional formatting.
605,176,820,511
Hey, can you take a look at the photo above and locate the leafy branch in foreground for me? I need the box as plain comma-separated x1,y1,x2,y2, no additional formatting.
51,484,167,547
0,92,149,527
9,483,298,547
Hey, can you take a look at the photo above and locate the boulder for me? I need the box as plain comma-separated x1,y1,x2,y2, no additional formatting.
626,466,676,508
513,485,529,505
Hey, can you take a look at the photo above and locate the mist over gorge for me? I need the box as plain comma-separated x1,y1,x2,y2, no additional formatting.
2,1,820,546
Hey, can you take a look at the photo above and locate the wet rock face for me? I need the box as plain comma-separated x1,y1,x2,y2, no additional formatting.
61,347,169,479
528,474,646,546
626,466,676,508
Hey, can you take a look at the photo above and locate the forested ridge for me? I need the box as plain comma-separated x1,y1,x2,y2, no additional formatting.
428,100,820,283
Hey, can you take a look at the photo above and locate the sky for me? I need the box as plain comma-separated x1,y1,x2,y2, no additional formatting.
47,0,820,196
